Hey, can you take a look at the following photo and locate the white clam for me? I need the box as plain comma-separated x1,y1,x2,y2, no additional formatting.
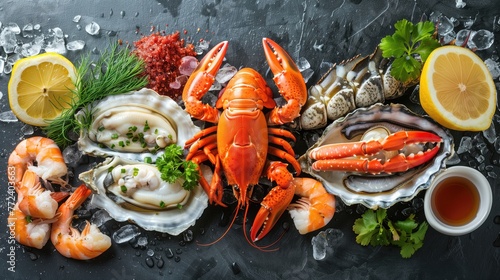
77,88,199,162
79,157,211,235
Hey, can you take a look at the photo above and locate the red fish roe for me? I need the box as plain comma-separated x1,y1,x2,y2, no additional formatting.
133,31,196,99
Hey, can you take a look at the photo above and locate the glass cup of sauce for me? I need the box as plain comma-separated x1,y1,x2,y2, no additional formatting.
424,166,492,236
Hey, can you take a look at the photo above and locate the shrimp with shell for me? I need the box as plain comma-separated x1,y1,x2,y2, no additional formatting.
17,170,69,219
7,170,62,249
287,178,336,234
8,136,68,187
51,184,111,260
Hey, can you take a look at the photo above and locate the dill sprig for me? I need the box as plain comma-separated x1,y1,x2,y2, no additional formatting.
44,43,148,148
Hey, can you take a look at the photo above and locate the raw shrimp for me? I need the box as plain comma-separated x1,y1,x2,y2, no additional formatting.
287,178,336,234
8,136,68,187
51,185,111,260
17,170,68,219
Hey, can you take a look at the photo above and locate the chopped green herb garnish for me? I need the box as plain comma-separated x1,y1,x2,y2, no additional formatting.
119,141,125,147
379,19,441,83
155,144,200,191
133,167,139,176
120,185,127,193
111,133,119,139
121,168,126,173
144,157,152,164
160,201,166,208
177,203,183,210
98,126,105,131
143,120,150,132
129,126,138,132
25,215,32,223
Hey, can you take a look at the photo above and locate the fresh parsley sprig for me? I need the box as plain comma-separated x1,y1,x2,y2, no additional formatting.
155,144,200,191
379,19,441,83
353,208,428,258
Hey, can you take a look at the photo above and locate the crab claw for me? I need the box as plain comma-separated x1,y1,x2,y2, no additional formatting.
251,184,295,242
262,38,307,125
182,41,228,123
381,131,442,151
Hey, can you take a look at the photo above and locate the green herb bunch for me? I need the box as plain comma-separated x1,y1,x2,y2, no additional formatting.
44,43,148,148
155,144,200,191
379,19,441,83
353,208,428,258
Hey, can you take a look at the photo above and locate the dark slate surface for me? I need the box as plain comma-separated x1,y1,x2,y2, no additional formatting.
0,0,499,279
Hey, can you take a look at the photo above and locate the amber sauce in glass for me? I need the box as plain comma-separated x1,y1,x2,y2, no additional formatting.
431,176,480,226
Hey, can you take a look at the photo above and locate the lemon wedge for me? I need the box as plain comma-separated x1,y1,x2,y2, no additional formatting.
419,46,496,131
8,52,77,126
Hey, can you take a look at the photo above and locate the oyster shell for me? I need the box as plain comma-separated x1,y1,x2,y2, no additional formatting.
79,157,210,235
299,103,454,209
77,88,199,162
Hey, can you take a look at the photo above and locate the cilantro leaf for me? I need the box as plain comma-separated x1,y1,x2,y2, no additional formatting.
379,19,440,83
353,208,428,258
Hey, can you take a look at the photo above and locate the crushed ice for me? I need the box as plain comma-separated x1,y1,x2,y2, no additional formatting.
311,228,344,261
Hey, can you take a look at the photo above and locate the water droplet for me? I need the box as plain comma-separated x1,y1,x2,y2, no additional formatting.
120,11,126,18
174,256,181,262
157,257,164,268
231,262,241,275
145,257,154,268
183,230,194,243
29,252,38,261
166,248,174,258
147,249,154,257
494,215,500,224
175,248,183,255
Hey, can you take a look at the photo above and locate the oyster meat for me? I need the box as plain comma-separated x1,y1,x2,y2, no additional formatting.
298,103,454,209
77,88,199,162
80,157,210,235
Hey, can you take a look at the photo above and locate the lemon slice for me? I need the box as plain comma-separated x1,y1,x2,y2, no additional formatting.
419,45,496,131
8,52,77,126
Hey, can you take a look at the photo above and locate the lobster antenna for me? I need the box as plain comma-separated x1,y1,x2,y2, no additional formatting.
197,202,240,247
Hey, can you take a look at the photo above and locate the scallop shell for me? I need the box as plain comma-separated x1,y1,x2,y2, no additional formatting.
298,103,454,209
77,88,199,162
79,157,210,235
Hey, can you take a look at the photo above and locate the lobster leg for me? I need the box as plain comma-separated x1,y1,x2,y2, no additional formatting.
262,38,307,125
182,41,228,123
251,161,295,241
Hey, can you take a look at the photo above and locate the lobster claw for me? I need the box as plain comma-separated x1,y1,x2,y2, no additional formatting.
182,41,228,123
262,38,307,125
250,162,295,241
251,184,295,242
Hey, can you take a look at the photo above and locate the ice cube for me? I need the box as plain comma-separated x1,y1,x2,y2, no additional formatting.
137,236,148,247
112,224,141,244
66,40,85,51
91,209,113,227
469,29,495,50
85,21,100,35
437,15,454,36
296,57,311,72
482,122,496,144
455,29,474,47
484,58,500,79
457,136,472,154
455,0,466,8
0,111,18,122
215,64,238,84
73,15,82,23
311,228,344,261
62,143,83,167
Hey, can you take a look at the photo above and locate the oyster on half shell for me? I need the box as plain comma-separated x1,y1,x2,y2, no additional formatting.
79,157,211,235
299,103,454,209
77,88,199,162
